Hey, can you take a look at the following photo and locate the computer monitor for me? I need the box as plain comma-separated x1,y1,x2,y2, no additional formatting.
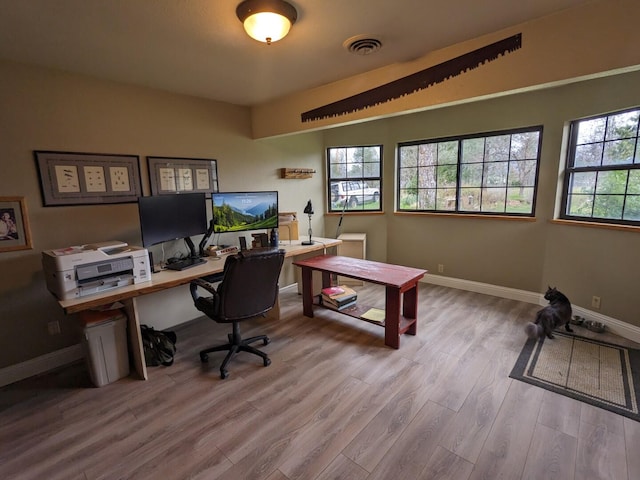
212,191,278,234
138,193,207,257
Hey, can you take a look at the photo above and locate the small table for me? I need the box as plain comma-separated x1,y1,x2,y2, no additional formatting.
293,255,427,349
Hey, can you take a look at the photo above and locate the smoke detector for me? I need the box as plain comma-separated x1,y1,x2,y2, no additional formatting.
343,35,383,56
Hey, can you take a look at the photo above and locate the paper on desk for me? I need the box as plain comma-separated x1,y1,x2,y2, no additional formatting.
361,308,385,323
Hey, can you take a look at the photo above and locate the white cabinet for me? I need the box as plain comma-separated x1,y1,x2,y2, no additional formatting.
337,233,367,286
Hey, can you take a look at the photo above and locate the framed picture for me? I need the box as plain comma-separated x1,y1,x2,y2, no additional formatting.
147,156,218,197
34,151,142,206
0,197,33,252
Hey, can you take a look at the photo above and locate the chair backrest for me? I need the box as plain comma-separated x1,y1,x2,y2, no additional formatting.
214,248,285,322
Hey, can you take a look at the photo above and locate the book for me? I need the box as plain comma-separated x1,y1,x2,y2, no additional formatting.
321,285,356,300
321,285,357,307
324,298,357,311
323,294,357,308
321,286,346,296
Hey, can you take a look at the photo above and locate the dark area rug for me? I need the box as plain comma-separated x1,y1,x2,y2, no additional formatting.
510,331,640,422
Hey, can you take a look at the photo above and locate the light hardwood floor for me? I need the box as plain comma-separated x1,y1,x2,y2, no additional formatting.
1,283,639,480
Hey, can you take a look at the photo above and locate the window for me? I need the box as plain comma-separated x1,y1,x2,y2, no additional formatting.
561,107,640,226
398,126,542,215
327,145,382,212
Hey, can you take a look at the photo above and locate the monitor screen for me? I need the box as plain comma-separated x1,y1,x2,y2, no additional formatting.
138,193,207,248
212,191,278,233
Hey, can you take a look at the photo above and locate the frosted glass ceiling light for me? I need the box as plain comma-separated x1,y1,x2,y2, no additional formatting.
236,0,297,45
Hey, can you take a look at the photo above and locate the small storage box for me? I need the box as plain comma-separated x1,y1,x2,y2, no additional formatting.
279,212,299,241
80,309,130,387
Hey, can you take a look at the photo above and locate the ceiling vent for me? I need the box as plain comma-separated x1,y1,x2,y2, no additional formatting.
343,35,382,56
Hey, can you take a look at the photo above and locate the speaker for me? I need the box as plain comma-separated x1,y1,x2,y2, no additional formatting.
239,236,247,251
148,251,157,274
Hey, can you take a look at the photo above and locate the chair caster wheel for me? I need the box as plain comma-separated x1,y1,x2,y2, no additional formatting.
263,337,270,346
220,369,229,379
264,358,271,367
200,353,209,363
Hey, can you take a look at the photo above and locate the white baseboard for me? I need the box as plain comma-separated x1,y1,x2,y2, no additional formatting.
422,274,640,344
571,306,640,344
422,273,542,304
0,344,84,388
3,280,639,388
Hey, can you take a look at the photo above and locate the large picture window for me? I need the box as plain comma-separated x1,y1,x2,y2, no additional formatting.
398,127,542,215
561,107,640,226
327,145,382,212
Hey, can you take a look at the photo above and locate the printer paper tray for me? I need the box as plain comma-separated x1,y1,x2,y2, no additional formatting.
78,275,135,297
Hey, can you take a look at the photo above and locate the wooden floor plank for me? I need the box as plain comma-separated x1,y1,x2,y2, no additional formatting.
438,346,516,463
0,283,637,480
624,417,640,480
520,423,577,480
366,400,455,480
314,454,370,480
420,445,475,480
575,421,627,480
537,390,582,438
467,380,543,480
343,351,454,472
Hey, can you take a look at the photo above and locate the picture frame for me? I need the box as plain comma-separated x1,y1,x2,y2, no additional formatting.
34,151,142,206
0,196,33,252
147,156,218,197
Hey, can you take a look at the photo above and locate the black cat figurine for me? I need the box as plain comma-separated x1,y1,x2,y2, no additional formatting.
524,286,573,339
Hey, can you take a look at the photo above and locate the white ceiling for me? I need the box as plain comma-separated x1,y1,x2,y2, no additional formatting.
0,0,593,106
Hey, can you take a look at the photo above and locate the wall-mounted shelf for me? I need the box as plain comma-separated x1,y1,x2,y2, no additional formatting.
281,168,316,179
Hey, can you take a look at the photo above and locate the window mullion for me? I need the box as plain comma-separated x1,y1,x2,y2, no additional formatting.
397,126,541,216
455,139,462,212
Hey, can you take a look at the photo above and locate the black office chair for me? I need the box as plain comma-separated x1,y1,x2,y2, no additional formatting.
190,248,285,379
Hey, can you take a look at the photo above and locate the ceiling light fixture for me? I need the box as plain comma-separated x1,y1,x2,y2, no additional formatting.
236,0,298,45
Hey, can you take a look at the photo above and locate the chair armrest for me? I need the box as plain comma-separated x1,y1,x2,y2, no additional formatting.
191,277,218,293
190,277,218,303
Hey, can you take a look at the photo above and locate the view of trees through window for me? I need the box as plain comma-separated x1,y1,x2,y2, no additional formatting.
562,107,640,225
327,146,382,212
398,127,542,215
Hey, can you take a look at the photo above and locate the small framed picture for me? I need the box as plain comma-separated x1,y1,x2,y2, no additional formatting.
147,156,218,196
34,151,142,206
0,197,33,252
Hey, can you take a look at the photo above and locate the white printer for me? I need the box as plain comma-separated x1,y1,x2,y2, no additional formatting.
42,241,151,300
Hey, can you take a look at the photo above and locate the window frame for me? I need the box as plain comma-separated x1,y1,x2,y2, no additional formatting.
327,145,383,213
560,106,640,227
396,126,543,217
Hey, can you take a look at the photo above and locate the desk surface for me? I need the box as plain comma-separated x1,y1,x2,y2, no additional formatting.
293,254,426,288
60,237,340,314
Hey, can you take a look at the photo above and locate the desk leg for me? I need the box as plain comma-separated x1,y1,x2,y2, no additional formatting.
300,266,314,318
384,286,401,349
321,271,332,289
122,297,148,380
403,283,418,336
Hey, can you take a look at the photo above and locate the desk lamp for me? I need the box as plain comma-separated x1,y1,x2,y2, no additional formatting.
302,200,314,245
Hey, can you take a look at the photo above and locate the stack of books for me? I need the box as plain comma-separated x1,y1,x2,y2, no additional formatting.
321,285,357,310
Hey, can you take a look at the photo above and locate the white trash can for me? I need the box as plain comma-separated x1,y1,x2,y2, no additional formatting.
80,309,130,387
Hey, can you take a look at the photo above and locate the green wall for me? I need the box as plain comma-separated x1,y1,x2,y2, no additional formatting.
0,60,325,369
323,71,640,326
1,58,639,376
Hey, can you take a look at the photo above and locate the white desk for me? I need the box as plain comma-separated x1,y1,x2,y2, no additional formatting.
58,237,341,380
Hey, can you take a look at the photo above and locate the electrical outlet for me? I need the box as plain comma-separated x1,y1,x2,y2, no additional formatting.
591,296,601,310
47,320,61,335
438,264,444,273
